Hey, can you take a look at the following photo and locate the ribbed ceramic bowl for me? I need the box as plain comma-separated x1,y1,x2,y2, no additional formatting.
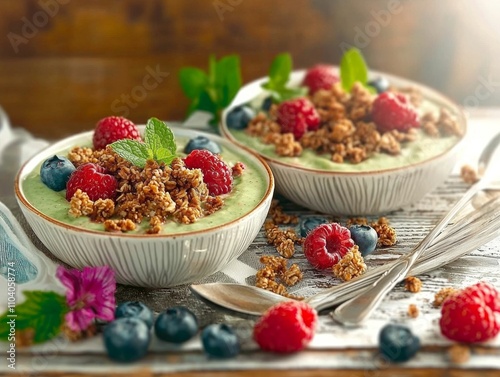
221,70,467,215
15,127,274,287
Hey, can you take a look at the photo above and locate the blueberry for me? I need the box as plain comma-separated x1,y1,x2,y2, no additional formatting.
261,96,273,112
40,155,76,191
154,306,198,343
226,106,255,130
115,301,154,329
349,224,378,256
299,217,329,237
103,317,151,363
201,323,240,359
184,136,221,155
379,324,420,363
368,76,390,94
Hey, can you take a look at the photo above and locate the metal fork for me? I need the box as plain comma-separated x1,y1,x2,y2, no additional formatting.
330,134,500,326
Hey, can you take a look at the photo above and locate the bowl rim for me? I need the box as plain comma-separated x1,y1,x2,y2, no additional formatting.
15,125,275,239
220,68,468,176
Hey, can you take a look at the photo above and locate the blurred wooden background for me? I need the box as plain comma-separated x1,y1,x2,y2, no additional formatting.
1,0,500,139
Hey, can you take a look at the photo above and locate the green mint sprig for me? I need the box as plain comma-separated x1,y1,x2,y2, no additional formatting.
179,54,242,129
261,53,307,102
0,291,67,344
110,117,177,168
340,48,376,94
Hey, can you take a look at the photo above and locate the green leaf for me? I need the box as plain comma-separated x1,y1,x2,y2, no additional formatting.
215,55,242,107
110,139,150,168
179,68,208,100
178,54,242,130
0,291,67,344
268,53,292,88
154,148,176,165
197,90,218,115
275,87,308,102
340,47,369,92
145,117,176,156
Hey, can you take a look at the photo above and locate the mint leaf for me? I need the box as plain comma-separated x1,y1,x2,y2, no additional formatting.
179,68,208,100
179,54,242,131
268,53,292,89
145,118,176,155
110,139,150,168
144,117,176,164
340,48,369,92
215,55,242,107
0,291,67,344
154,148,176,165
261,53,306,103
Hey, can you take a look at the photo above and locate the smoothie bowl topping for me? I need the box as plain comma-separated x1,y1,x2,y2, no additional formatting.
34,116,247,234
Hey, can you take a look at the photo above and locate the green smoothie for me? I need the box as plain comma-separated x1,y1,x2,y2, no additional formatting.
229,128,459,172
228,99,461,172
22,136,268,235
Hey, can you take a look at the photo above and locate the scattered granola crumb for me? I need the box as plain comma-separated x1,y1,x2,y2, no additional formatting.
269,200,299,225
374,223,397,247
405,276,422,293
433,287,460,307
461,165,479,185
407,304,419,318
346,217,368,227
448,344,470,364
255,255,304,299
332,245,367,281
231,162,245,177
62,323,97,342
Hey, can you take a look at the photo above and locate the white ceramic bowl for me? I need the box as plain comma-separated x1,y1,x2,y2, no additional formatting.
15,127,274,287
221,70,467,216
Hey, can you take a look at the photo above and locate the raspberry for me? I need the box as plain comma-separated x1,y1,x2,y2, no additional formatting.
276,98,320,140
302,64,339,94
183,150,233,196
93,116,141,150
65,163,118,201
371,92,419,133
439,282,500,343
303,223,354,269
253,301,317,353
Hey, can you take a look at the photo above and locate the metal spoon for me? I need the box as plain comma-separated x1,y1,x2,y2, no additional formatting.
190,195,500,316
191,135,500,317
331,132,500,326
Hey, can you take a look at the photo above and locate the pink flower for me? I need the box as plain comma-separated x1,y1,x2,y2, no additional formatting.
56,265,116,332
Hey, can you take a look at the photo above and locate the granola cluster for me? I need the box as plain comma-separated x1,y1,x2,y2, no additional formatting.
246,83,462,164
264,200,301,258
433,287,460,307
405,276,422,293
460,164,479,185
332,245,367,281
67,146,235,233
407,304,419,318
255,255,303,299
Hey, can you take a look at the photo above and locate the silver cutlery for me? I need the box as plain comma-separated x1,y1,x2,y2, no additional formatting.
191,134,500,317
330,133,500,326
